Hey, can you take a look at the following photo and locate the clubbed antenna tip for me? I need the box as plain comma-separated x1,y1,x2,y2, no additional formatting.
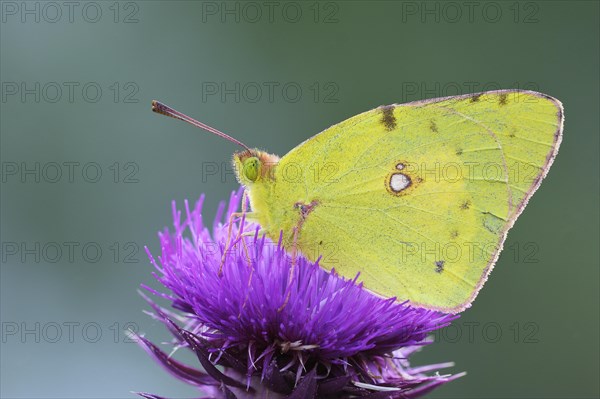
151,100,250,151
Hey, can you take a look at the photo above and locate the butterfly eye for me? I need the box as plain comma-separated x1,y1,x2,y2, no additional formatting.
243,157,260,182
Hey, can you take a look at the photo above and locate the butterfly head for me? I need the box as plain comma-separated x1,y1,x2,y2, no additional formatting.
233,149,280,186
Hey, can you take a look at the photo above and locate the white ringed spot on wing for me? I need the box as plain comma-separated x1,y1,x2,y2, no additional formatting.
389,173,411,192
386,160,420,196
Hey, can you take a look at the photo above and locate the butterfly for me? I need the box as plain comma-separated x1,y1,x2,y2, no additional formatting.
152,90,563,313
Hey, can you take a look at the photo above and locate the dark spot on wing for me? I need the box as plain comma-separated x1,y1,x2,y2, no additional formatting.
380,105,397,131
294,200,319,219
460,200,471,210
430,120,438,133
435,260,445,273
470,94,482,102
499,93,508,106
456,148,463,156
450,230,459,239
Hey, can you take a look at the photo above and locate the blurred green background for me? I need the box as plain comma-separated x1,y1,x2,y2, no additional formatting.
1,1,598,398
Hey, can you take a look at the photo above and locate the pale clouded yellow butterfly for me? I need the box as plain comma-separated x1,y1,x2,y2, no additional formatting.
152,90,563,313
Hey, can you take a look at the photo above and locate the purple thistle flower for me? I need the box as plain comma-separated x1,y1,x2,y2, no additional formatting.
135,188,464,398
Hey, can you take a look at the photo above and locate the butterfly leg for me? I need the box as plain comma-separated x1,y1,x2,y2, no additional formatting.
277,225,299,312
236,190,251,261
219,190,255,276
240,230,266,237
219,191,247,275
218,210,244,276
238,190,256,315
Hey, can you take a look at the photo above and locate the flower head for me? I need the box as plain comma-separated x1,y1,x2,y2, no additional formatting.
136,188,464,398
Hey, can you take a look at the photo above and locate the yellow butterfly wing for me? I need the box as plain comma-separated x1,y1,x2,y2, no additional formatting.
259,90,563,313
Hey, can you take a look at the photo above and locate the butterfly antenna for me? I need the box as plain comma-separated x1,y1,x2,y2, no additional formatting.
151,100,251,151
